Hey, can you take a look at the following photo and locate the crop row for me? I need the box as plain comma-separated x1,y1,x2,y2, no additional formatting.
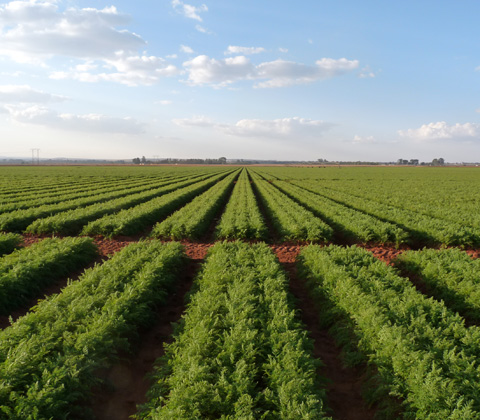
0,173,181,213
214,168,268,239
24,172,222,235
293,180,480,246
83,170,234,237
0,233,21,257
299,245,480,418
267,177,407,244
395,248,480,322
0,173,210,231
151,169,240,239
0,241,185,419
0,237,97,316
250,171,333,241
138,241,328,419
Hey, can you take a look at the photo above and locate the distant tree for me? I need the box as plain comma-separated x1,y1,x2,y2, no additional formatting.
132,157,141,164
432,158,445,166
219,157,227,164
141,156,147,164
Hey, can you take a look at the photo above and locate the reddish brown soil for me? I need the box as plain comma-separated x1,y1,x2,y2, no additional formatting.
360,243,410,265
89,258,200,420
282,260,377,420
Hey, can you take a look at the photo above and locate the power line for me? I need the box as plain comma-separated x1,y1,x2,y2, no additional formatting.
31,148,40,165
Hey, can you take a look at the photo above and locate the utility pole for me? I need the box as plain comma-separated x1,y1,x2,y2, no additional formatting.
31,148,40,165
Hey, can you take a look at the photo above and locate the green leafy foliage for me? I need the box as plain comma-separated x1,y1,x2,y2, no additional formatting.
299,245,480,419
137,241,329,419
270,179,407,245
24,173,215,235
395,248,480,322
151,170,240,240
250,171,333,242
293,180,479,247
0,237,97,315
215,169,268,240
83,171,234,237
0,241,185,419
0,233,21,257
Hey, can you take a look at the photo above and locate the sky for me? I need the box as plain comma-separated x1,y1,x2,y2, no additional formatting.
1,0,480,162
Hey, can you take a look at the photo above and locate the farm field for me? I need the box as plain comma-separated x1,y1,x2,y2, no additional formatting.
1,165,480,419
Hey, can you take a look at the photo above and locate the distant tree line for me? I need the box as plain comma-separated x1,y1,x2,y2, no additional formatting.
396,158,445,166
132,157,227,165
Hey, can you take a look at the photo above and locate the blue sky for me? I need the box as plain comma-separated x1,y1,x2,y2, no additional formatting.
1,0,480,162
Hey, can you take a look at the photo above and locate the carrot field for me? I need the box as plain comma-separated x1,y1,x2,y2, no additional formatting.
1,165,480,419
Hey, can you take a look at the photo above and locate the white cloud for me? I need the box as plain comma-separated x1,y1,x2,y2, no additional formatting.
180,44,194,53
225,46,266,55
353,135,376,144
278,48,288,53
398,121,480,141
256,58,359,88
0,1,177,85
50,52,178,86
183,55,359,88
173,116,334,139
195,24,210,33
5,105,144,134
172,0,208,22
0,85,67,103
359,66,376,78
0,2,140,63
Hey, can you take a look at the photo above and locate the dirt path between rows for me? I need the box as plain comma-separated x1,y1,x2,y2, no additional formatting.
89,257,200,420
277,250,377,420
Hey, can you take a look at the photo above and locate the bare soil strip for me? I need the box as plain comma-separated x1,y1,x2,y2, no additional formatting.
89,257,200,420
277,253,377,420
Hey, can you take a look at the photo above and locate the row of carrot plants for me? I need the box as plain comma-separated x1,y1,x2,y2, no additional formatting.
0,174,201,232
24,173,220,235
0,174,180,214
0,241,185,419
266,177,407,244
137,241,328,419
394,248,480,322
249,171,333,242
215,169,268,240
83,170,234,237
299,245,480,419
295,181,480,246
151,170,240,240
0,233,21,257
0,237,97,316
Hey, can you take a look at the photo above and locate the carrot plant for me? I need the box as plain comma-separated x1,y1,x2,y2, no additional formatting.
395,248,480,322
0,233,21,257
271,178,407,245
151,170,240,240
137,241,329,419
83,170,234,237
250,171,333,242
25,173,214,235
299,245,480,419
215,169,268,239
0,237,97,315
0,241,184,419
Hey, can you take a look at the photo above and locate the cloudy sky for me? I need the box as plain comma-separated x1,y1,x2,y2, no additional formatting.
1,0,480,162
